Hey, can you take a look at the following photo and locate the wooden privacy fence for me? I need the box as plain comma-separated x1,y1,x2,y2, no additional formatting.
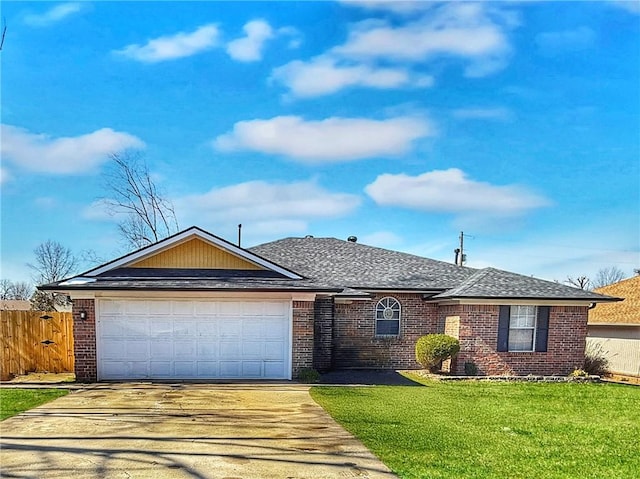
0,311,74,381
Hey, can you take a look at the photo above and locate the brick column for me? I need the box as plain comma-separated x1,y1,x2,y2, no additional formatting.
72,299,97,382
292,300,314,378
313,296,334,371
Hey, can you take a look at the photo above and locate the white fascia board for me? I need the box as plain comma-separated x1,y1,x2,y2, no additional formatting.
84,228,302,279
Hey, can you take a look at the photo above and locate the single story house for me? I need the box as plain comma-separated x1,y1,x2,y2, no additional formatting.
40,226,618,382
587,275,640,378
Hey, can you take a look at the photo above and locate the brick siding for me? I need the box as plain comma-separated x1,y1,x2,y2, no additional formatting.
72,299,97,382
332,293,439,369
313,296,334,371
438,304,588,376
292,300,315,377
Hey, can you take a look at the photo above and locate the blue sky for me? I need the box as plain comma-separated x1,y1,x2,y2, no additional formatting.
1,0,639,285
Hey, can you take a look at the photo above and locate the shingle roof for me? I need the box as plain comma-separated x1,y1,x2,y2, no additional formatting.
40,267,339,293
588,275,640,324
249,237,477,291
432,267,617,301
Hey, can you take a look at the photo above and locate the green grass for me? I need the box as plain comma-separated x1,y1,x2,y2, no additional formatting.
310,379,640,479
0,388,68,420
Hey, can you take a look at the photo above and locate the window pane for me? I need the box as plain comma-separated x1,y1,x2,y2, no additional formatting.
508,329,534,351
376,320,399,336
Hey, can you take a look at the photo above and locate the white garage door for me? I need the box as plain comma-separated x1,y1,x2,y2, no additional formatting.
97,299,291,380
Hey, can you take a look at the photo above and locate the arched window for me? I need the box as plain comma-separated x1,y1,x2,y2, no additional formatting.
375,297,401,336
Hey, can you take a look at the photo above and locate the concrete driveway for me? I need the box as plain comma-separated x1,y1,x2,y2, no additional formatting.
0,383,396,478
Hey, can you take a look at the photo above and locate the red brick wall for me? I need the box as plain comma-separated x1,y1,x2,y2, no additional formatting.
439,304,588,376
292,300,314,377
72,299,97,382
333,293,439,369
313,296,334,371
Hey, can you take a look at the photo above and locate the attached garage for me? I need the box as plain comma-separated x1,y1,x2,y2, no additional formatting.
97,299,292,380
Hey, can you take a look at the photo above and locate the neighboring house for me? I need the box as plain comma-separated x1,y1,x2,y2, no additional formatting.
588,275,640,378
40,226,618,382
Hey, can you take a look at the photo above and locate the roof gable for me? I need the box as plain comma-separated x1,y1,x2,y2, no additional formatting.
129,237,263,270
83,227,302,279
433,267,620,302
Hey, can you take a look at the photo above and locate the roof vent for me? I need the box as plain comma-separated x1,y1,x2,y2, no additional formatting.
305,235,314,238
347,236,357,243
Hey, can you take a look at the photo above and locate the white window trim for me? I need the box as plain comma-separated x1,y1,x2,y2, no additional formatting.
508,305,537,352
375,297,401,337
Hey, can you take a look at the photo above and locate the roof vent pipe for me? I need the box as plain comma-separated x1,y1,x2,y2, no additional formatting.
347,236,357,243
238,224,242,247
454,248,460,265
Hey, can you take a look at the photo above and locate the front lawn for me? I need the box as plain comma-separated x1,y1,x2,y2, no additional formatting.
310,380,640,479
0,389,68,420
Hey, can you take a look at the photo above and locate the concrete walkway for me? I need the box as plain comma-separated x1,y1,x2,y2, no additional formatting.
0,383,396,478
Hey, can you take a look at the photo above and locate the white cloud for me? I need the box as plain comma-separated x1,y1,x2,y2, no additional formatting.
365,168,550,216
114,24,219,63
0,168,10,184
0,124,144,175
227,19,274,62
214,115,433,163
174,180,361,235
271,55,434,97
535,27,595,52
452,107,512,121
24,2,82,27
609,1,640,14
332,2,515,77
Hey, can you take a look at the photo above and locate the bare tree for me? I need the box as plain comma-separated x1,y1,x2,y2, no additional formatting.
11,281,33,300
28,240,78,311
103,152,179,249
565,276,591,290
592,266,626,289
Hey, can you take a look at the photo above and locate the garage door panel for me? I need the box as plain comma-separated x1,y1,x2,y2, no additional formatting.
242,361,262,377
264,341,285,360
219,342,241,358
124,319,149,337
98,299,290,380
220,321,241,338
197,361,218,376
174,361,196,376
150,361,172,376
150,341,173,358
100,301,122,315
125,341,149,359
264,318,286,338
242,319,262,338
264,362,285,377
148,301,170,315
125,301,149,315
174,341,196,358
219,361,241,377
172,301,194,315
101,340,125,359
100,320,124,337
197,341,218,357
242,341,264,359
197,321,218,337
195,301,218,315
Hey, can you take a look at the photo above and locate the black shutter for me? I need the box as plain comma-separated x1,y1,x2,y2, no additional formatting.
535,306,550,352
497,306,510,352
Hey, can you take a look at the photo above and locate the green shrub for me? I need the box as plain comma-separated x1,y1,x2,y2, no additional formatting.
583,343,610,376
297,367,321,383
415,334,460,372
464,361,479,376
